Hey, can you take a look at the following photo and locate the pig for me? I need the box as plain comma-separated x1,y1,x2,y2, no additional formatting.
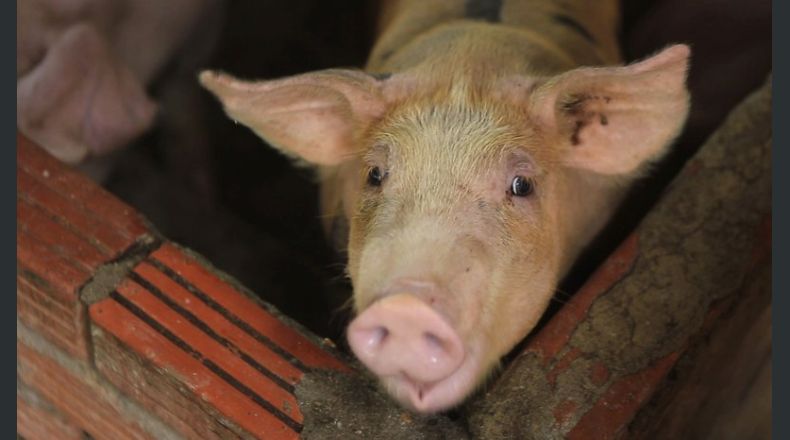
17,0,223,166
200,0,690,413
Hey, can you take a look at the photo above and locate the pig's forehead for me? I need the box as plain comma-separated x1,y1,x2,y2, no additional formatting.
370,97,552,174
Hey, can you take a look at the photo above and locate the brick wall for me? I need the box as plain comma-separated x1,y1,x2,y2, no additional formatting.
17,134,347,439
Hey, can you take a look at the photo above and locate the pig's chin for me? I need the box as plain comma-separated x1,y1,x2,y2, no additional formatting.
380,350,482,413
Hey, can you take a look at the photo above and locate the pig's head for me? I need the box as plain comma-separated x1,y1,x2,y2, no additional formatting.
200,45,690,413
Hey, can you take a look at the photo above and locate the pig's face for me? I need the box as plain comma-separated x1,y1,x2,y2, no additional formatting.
344,94,565,411
200,45,690,413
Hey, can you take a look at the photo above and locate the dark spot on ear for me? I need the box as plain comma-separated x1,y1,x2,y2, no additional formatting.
369,72,392,81
465,267,471,273
465,0,503,23
563,94,614,145
563,94,612,113
561,94,588,116
552,14,596,44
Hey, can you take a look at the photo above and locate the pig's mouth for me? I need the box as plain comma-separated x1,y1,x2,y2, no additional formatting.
380,348,482,413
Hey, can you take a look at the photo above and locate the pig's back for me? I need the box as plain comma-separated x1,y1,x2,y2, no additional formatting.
367,0,621,74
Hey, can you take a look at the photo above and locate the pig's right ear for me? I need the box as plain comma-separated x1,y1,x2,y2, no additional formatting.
523,45,691,175
199,69,388,166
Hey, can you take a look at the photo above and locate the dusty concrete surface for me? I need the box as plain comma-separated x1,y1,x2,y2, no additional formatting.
296,369,469,439
463,77,771,439
630,262,771,440
80,237,160,305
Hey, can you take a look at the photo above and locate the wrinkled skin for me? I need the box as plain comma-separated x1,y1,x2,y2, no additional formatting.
17,0,222,164
201,4,690,413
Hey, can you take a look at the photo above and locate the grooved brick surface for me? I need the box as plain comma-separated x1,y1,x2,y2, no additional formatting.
17,134,153,359
17,390,84,440
17,274,89,359
90,243,348,439
18,342,153,440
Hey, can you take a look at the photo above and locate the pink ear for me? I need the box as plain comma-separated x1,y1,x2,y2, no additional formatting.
200,69,389,166
528,45,691,175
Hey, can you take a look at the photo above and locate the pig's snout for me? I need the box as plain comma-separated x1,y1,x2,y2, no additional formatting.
348,293,465,410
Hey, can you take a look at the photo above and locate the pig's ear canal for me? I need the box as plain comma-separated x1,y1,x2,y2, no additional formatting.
532,44,691,175
199,69,388,166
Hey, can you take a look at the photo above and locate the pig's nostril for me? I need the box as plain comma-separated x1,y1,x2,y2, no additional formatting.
423,332,447,364
422,331,462,370
365,326,389,349
423,332,442,347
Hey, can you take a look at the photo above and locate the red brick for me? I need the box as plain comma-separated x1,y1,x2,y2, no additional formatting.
17,216,93,359
89,243,355,439
18,277,88,358
17,133,149,241
91,296,298,439
17,392,83,440
18,342,154,440
17,275,73,319
17,229,91,301
117,279,301,422
91,325,247,440
134,261,302,385
18,169,132,254
18,198,108,275
17,134,154,358
150,243,347,371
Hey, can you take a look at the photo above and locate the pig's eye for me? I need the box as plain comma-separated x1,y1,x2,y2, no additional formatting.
511,176,534,197
367,166,386,187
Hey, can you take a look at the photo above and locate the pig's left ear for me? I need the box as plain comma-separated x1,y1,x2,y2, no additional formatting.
199,69,388,166
524,45,691,175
